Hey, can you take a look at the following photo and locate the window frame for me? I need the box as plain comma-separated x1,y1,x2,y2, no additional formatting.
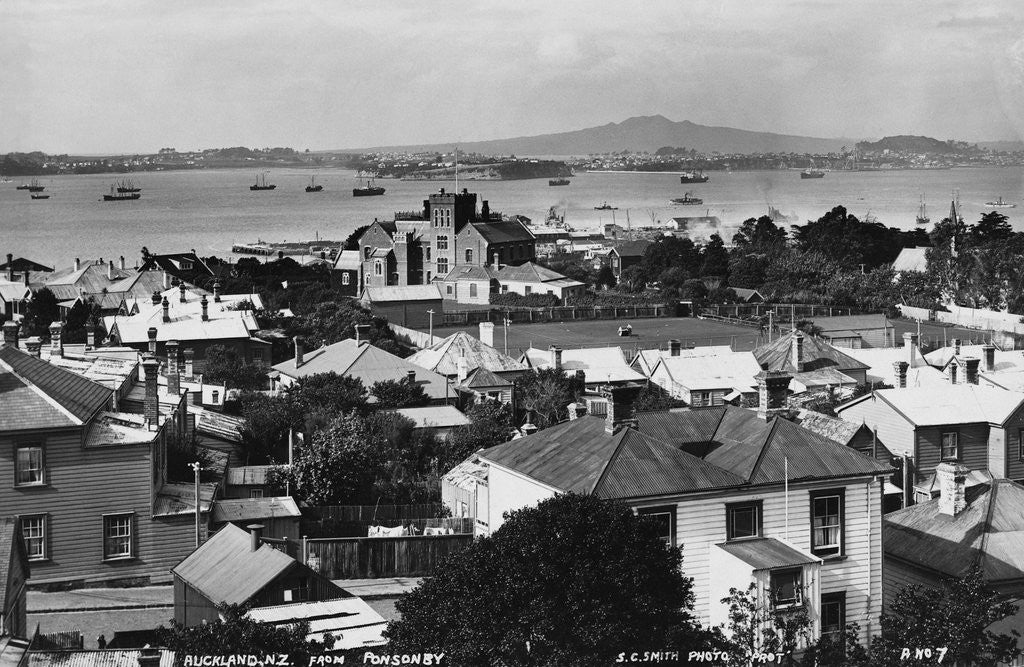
940,429,960,461
21,514,49,562
469,283,478,298
769,568,803,608
809,488,845,558
341,272,350,285
436,258,449,275
14,444,46,487
436,235,449,251
725,500,763,541
465,248,473,263
636,504,676,547
250,488,265,499
820,591,846,642
102,512,136,561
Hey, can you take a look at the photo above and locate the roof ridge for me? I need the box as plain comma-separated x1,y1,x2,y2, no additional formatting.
590,426,632,495
747,416,781,483
974,481,998,574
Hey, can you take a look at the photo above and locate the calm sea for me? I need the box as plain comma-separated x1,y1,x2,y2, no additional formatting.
2,166,1023,268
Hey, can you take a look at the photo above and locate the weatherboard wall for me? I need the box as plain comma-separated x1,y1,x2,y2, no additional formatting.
837,396,916,458
483,464,558,535
914,423,989,487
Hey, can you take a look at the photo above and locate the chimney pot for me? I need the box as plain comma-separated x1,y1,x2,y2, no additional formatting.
179,283,187,303
162,271,171,290
791,332,805,372
5,253,12,282
166,339,180,395
456,356,468,384
756,370,792,420
213,282,221,303
936,461,969,516
492,252,500,267
549,345,562,370
952,338,961,355
162,296,170,323
669,339,681,356
982,344,996,373
478,321,495,347
142,355,160,427
200,295,209,321
903,332,919,367
183,347,194,377
151,290,161,306
74,257,81,271
963,356,980,385
2,321,19,347
247,524,264,552
48,322,63,356
892,361,909,388
147,326,158,354
119,255,125,270
86,316,97,349
407,369,416,383
107,260,114,280
294,338,305,368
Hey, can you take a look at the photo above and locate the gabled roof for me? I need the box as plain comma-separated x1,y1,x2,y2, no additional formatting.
609,240,651,258
334,250,362,271
795,409,863,447
272,338,452,400
211,497,301,524
0,257,53,273
140,252,214,276
884,479,1024,582
753,330,869,374
102,291,260,344
925,344,1024,374
469,221,535,244
189,405,245,443
42,260,133,296
892,246,929,273
522,346,646,383
842,345,942,387
463,366,513,389
632,345,733,376
838,385,1024,427
651,351,761,392
0,283,30,303
171,523,297,605
441,264,498,282
407,331,526,376
390,405,471,429
731,288,764,302
495,262,567,283
0,344,111,431
360,284,443,303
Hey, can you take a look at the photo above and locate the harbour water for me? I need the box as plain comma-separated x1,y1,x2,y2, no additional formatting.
2,166,1023,267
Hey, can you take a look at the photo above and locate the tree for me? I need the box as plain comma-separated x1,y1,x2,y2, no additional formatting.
633,383,686,412
442,400,515,470
158,603,333,659
595,265,617,290
344,224,371,251
732,216,787,251
386,493,716,665
869,566,1021,666
970,211,1012,245
719,583,814,667
370,377,431,409
285,412,387,505
701,233,730,279
290,372,367,418
202,344,267,390
20,287,60,337
514,367,582,429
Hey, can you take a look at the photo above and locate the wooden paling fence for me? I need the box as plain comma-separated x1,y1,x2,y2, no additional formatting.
306,534,474,579
31,626,84,650
442,303,674,327
311,504,446,522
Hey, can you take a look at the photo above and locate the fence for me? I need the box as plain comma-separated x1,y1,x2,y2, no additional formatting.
306,534,474,579
702,303,859,321
301,504,463,538
441,303,675,327
302,516,475,538
31,626,83,650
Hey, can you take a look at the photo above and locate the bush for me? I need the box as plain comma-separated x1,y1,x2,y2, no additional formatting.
490,292,560,308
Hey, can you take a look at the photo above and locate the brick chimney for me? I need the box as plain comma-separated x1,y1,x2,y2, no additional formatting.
669,339,681,357
407,369,416,384
248,524,264,552
2,321,19,347
179,283,187,303
952,338,961,355
74,257,81,271
119,255,126,270
603,385,640,435
791,332,804,372
936,461,969,516
200,295,209,322
166,339,180,396
903,332,918,367
142,355,160,427
137,645,162,667
478,321,495,347
213,282,221,303
161,296,170,323
549,345,562,370
5,253,12,282
86,316,97,349
183,347,194,377
48,322,63,357
294,338,304,368
575,369,586,387
963,356,980,385
162,271,171,290
456,356,468,384
106,260,114,280
481,200,490,220
892,361,909,388
24,337,42,357
23,269,29,286
492,252,500,267
756,370,792,421
949,362,959,385
982,344,996,372
151,290,161,306
147,327,158,354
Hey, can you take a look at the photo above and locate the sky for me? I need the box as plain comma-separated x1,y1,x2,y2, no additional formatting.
2,0,1024,154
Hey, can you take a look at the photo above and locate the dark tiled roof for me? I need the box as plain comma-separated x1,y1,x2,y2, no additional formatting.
716,537,819,570
884,480,1024,582
753,330,869,374
0,344,111,427
470,221,535,244
610,240,652,258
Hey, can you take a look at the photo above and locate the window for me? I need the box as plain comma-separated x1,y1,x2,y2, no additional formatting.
426,247,431,261
252,349,265,366
810,489,844,557
283,577,309,603
465,248,473,263
22,515,47,561
363,246,371,260
770,568,802,607
103,513,134,560
457,501,468,518
525,286,532,295
365,274,371,285
941,431,959,460
436,235,449,250
726,501,762,540
15,446,44,486
691,391,712,407
821,592,846,642
501,285,508,293
1019,429,1024,462
446,285,453,295
637,505,676,546
211,390,220,404
341,273,350,285
470,284,478,298
250,489,264,499
437,258,448,275
374,260,383,276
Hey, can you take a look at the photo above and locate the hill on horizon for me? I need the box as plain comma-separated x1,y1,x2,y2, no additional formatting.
336,115,858,156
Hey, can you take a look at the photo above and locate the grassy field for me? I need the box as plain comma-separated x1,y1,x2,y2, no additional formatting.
431,316,765,354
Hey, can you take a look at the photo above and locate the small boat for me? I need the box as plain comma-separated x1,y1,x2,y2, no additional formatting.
30,193,50,200
305,176,323,193
594,202,618,210
15,183,30,190
116,178,141,193
679,170,708,184
549,178,571,186
916,195,930,225
671,192,703,205
353,178,385,197
27,179,45,192
985,196,1017,209
250,172,276,191
102,184,141,201
800,169,825,179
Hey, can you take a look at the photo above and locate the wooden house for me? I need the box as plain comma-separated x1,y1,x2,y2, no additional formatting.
471,380,892,647
754,330,868,394
210,498,301,541
407,330,527,388
605,241,651,279
0,517,29,640
224,465,284,499
172,523,348,626
649,351,761,407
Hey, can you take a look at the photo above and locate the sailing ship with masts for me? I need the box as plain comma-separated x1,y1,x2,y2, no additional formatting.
250,171,276,191
916,195,930,225
305,176,323,192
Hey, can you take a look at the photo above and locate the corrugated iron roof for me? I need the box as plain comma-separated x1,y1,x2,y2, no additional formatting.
26,651,174,667
189,405,245,443
653,352,761,392
853,385,1024,427
443,456,488,491
84,412,157,448
0,344,111,427
171,523,296,605
464,366,513,389
892,247,928,272
522,346,646,383
407,331,526,376
153,482,217,516
212,497,301,523
806,314,893,332
885,480,1024,582
753,330,869,374
610,240,651,258
391,405,471,429
226,465,274,486
470,221,534,244
716,537,820,570
494,262,565,283
248,598,387,649
361,284,443,302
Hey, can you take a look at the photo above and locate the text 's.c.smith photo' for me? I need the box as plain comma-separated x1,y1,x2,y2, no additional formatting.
3,1,1024,665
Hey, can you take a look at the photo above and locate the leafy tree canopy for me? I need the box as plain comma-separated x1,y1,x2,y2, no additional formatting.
514,367,583,429
370,377,431,409
202,344,268,391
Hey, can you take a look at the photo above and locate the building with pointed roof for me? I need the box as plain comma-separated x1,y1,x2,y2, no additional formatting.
407,331,527,378
521,345,646,386
472,380,891,645
754,330,867,394
648,350,762,407
604,240,651,279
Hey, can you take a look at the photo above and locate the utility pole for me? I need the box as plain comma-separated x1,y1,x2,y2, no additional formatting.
190,461,202,548
426,309,435,342
503,313,510,356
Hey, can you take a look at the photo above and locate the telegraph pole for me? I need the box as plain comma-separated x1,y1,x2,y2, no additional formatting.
427,309,435,342
190,461,202,548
